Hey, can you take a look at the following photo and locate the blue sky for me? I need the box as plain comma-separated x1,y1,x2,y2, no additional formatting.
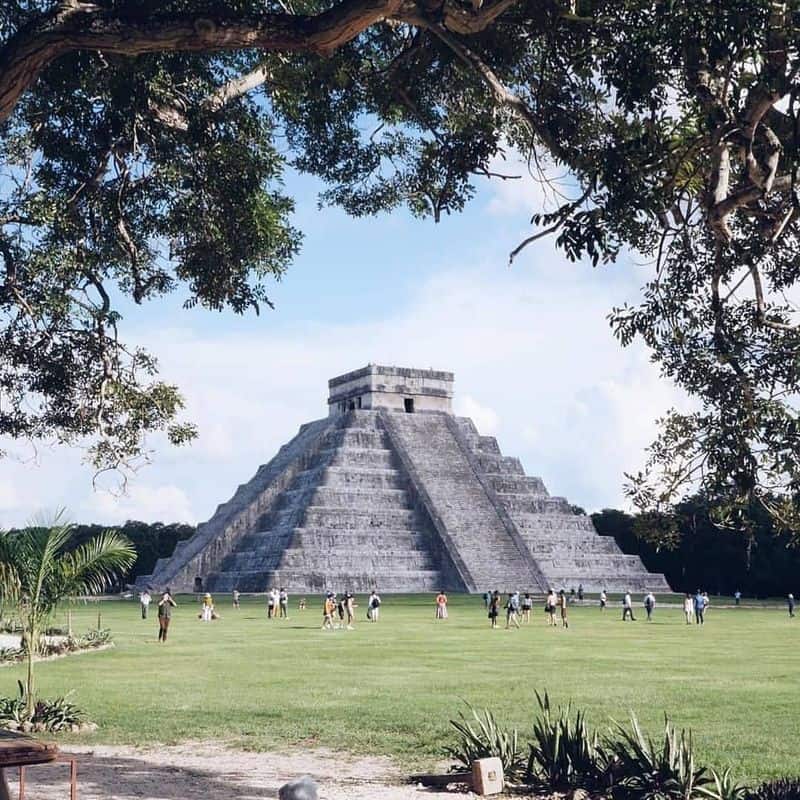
0,154,685,528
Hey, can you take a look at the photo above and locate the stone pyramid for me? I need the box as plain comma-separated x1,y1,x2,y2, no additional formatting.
137,366,669,594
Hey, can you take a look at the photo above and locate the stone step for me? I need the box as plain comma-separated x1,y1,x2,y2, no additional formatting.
498,494,574,514
475,454,526,476
489,476,548,495
307,486,411,510
322,466,405,490
326,428,389,450
302,506,418,530
260,568,445,594
278,549,435,570
521,535,621,555
328,448,396,469
543,554,649,570
512,513,597,532
293,528,430,548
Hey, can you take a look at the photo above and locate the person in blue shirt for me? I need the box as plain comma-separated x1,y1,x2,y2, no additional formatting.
694,590,706,625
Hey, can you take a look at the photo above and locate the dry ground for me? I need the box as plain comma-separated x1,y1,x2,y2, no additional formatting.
24,742,488,799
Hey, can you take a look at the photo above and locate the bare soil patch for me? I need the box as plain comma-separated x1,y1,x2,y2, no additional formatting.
21,742,498,799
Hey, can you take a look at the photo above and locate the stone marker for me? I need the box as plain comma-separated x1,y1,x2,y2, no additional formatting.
278,776,318,800
472,757,504,796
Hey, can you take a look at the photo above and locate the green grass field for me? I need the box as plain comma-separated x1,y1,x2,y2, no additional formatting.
1,594,797,783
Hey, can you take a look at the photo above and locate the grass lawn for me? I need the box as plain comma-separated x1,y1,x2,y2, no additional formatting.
0,594,797,783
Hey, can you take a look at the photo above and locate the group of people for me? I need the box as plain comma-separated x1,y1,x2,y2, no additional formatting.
266,588,290,619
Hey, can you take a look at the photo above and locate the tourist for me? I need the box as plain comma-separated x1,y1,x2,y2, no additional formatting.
435,590,448,620
521,592,533,623
644,591,656,621
279,587,289,619
505,592,520,629
734,590,742,606
298,597,307,611
694,590,706,625
345,592,356,629
367,590,381,621
683,593,693,624
545,588,557,626
232,589,240,609
336,593,346,628
157,589,177,642
702,591,710,618
600,589,607,611
577,583,584,602
267,588,277,619
483,591,490,609
558,590,569,628
322,592,335,630
488,590,500,629
139,589,151,620
622,591,635,621
200,592,214,622
788,593,795,618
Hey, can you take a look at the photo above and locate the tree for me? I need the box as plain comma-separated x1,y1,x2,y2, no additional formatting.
0,513,135,714
1,2,800,527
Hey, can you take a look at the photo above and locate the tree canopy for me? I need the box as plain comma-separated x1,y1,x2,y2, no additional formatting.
1,1,800,530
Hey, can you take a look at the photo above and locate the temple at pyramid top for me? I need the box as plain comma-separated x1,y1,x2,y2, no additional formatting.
136,365,670,595
328,365,454,415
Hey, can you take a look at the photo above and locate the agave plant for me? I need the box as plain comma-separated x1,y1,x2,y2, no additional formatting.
697,768,748,800
527,690,610,790
447,703,526,780
606,714,710,800
0,511,135,715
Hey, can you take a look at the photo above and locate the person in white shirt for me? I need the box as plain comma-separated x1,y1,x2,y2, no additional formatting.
139,590,152,620
622,592,636,621
644,592,656,621
600,590,607,611
683,593,693,624
368,591,381,621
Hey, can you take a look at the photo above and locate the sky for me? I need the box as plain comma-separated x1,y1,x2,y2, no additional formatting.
0,153,687,529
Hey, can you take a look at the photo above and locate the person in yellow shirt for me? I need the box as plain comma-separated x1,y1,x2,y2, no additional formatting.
322,593,335,630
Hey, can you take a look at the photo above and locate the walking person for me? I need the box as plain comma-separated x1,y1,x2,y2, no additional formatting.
267,588,277,619
279,587,289,619
600,589,607,611
483,591,490,610
644,591,656,621
232,589,240,609
521,592,533,624
734,590,742,607
545,589,557,627
322,592,335,630
788,593,795,618
367,590,381,621
558,590,569,628
505,592,520,629
694,590,706,625
345,592,356,630
488,590,500,629
622,591,636,621
435,590,448,620
577,583,584,602
683,593,693,624
157,589,177,642
139,589,151,620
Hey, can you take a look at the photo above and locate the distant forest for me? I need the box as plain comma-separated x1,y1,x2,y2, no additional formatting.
54,497,800,596
591,497,800,597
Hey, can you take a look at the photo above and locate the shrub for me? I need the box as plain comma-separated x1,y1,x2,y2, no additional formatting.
606,714,709,800
447,703,526,780
527,690,610,790
0,682,87,733
748,779,800,800
698,768,748,800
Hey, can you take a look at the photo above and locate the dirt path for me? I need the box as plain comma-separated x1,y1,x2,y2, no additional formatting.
22,742,487,799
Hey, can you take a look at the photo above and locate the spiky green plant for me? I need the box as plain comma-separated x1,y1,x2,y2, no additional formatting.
0,511,135,715
447,703,526,780
606,714,710,800
698,768,748,800
747,779,800,800
527,690,610,790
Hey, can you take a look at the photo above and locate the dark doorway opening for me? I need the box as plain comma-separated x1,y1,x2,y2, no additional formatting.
404,398,415,413
193,576,203,593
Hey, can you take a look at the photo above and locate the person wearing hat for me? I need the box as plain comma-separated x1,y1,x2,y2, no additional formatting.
157,589,177,642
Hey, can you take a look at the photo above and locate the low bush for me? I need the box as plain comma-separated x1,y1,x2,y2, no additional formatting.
0,682,93,734
527,690,611,791
447,703,526,780
0,628,113,663
748,779,800,800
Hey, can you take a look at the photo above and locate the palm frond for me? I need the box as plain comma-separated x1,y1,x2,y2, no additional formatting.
58,531,136,597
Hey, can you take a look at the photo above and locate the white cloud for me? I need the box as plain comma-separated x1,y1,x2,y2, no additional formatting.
455,395,500,435
83,484,195,525
0,242,688,525
0,480,19,512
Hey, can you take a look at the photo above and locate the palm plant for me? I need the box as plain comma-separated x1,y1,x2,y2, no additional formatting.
0,512,135,715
